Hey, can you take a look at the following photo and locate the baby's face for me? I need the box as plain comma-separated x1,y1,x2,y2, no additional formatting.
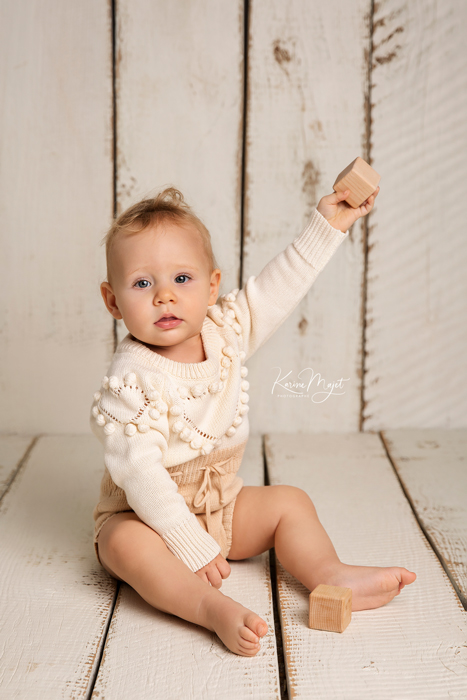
102,221,220,358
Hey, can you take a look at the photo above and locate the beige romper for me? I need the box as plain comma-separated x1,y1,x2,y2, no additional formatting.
93,438,248,569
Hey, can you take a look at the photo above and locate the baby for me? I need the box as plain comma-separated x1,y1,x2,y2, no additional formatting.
90,184,416,657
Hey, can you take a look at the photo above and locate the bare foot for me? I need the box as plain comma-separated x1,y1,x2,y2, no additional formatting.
200,590,268,657
321,564,417,611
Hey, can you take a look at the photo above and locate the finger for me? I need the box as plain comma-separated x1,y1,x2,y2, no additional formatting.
218,559,231,579
325,189,350,205
363,186,380,208
208,571,222,589
197,570,209,585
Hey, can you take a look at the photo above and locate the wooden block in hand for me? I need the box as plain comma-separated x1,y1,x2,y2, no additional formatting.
309,584,352,633
333,156,380,208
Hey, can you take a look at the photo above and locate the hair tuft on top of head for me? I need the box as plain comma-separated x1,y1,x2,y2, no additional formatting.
102,186,220,283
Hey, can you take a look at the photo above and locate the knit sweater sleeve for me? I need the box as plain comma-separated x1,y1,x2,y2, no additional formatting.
219,208,348,361
91,376,221,572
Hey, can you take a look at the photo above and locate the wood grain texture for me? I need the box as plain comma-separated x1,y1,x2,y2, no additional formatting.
309,585,352,633
382,428,467,608
114,0,244,344
365,0,467,429
0,435,36,498
266,432,467,699
91,434,281,699
243,0,372,435
0,0,114,432
0,436,116,699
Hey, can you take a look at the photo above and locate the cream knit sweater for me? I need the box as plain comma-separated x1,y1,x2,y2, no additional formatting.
90,208,348,572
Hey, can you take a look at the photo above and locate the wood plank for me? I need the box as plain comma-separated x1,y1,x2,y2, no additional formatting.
244,0,371,434
91,434,280,699
365,0,467,429
382,428,467,608
115,0,244,344
0,0,114,432
266,432,467,699
0,435,36,498
0,435,116,698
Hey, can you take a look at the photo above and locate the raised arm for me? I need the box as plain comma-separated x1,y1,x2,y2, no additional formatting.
217,188,379,361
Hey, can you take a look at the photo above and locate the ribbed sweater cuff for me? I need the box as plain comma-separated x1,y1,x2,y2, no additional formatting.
162,513,221,572
292,208,348,272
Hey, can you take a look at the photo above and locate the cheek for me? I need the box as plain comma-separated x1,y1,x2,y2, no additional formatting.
120,295,149,320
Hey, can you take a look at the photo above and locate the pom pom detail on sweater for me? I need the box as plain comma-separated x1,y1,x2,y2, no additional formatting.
191,384,204,398
109,375,119,391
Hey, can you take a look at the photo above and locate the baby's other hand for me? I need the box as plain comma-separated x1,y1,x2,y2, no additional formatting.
317,186,380,233
195,553,231,588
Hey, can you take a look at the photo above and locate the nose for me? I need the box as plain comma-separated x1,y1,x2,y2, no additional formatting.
152,282,177,306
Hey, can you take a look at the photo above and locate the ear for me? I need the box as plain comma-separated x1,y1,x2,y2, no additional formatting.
100,281,123,320
208,269,222,305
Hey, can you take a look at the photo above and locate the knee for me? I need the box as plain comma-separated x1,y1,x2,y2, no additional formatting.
100,514,150,570
274,485,315,513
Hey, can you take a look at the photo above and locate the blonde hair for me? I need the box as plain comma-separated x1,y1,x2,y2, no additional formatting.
103,187,219,284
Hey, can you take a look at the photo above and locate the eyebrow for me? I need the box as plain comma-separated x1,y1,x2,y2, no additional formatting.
126,265,201,277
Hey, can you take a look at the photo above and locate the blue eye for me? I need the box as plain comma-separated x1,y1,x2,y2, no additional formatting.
175,275,190,284
134,280,150,289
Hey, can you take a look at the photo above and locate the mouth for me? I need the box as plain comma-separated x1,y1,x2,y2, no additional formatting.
155,314,183,329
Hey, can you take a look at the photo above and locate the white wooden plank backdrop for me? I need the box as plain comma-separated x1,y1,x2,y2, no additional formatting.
266,432,467,699
244,0,371,435
91,434,280,699
365,0,467,429
114,0,244,345
0,435,116,698
1,1,466,433
382,428,467,608
0,0,113,433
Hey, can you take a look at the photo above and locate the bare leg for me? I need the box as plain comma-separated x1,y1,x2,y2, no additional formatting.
96,512,268,656
229,486,416,611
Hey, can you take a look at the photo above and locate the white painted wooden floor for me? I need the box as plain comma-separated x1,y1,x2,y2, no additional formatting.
0,430,465,699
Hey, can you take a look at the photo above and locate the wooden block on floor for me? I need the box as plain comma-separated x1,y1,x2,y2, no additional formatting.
333,156,380,207
309,584,352,633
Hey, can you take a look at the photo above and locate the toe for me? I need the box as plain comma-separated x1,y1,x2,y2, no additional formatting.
397,568,416,592
404,569,417,584
245,612,267,639
252,616,268,638
241,646,259,657
240,638,260,650
240,624,259,644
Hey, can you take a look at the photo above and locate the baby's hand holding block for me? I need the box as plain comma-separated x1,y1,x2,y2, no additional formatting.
309,584,352,633
333,156,381,208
